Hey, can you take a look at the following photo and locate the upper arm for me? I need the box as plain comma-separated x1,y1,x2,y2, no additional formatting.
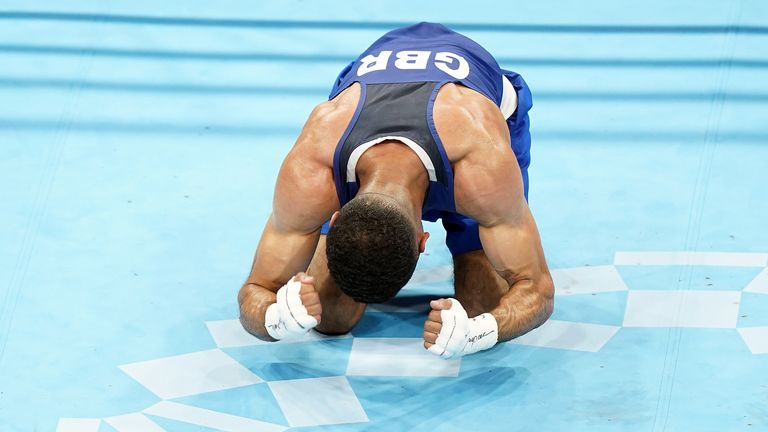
452,116,552,295
246,104,341,291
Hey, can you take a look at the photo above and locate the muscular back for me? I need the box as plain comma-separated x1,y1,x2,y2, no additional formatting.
293,81,525,227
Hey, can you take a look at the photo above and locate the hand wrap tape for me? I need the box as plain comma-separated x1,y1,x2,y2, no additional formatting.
427,298,498,359
265,279,318,340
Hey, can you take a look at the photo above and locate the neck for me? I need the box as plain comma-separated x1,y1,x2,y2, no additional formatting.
355,143,429,228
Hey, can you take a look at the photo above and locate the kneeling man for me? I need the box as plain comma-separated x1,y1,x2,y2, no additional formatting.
238,22,554,359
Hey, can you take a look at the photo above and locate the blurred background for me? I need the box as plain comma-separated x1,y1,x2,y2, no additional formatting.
1,1,767,431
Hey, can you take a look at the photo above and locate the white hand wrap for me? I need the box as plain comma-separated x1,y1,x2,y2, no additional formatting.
264,279,318,340
427,298,498,359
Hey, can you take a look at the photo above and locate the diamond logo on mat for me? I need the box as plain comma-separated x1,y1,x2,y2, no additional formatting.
57,251,768,431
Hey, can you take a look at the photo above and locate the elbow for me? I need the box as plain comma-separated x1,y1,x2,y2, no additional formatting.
238,306,275,342
237,282,263,311
542,296,554,323
237,283,250,307
538,276,555,324
237,283,276,342
236,296,257,336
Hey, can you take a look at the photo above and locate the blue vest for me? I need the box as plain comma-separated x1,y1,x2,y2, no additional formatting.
327,22,532,223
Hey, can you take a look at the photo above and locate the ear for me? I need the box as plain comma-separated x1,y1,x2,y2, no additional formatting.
328,211,341,228
418,231,430,253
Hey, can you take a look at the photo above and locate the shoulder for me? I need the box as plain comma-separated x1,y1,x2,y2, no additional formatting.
432,83,510,162
272,85,361,232
433,84,525,226
286,83,362,167
303,84,360,143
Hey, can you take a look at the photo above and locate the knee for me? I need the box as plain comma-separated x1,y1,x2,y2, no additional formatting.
314,305,365,335
315,321,356,336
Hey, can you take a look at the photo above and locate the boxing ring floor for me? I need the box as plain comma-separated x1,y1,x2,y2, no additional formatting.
2,1,768,431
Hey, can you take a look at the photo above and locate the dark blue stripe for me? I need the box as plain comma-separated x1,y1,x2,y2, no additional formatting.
1,12,767,34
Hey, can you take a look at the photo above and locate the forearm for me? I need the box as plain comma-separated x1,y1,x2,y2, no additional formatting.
490,278,554,342
238,283,278,341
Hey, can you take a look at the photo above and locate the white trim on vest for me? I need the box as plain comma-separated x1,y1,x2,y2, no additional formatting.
500,75,518,119
346,136,437,183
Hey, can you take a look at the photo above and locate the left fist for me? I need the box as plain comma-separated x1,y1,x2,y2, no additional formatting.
423,298,499,359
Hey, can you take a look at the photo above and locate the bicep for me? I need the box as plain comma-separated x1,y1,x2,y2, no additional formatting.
249,142,338,290
456,142,549,287
272,149,338,234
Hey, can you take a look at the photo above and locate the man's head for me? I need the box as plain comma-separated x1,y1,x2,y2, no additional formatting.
326,193,427,303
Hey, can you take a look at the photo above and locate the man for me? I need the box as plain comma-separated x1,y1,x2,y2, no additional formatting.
238,22,554,359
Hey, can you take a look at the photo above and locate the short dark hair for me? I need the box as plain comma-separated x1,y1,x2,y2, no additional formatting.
326,194,419,303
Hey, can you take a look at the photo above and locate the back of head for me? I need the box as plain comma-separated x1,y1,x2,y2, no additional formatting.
326,194,419,303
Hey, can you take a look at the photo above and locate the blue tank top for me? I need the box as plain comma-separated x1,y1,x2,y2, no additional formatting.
326,22,532,223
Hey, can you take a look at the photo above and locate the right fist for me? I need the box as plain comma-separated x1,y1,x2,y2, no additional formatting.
264,272,322,340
